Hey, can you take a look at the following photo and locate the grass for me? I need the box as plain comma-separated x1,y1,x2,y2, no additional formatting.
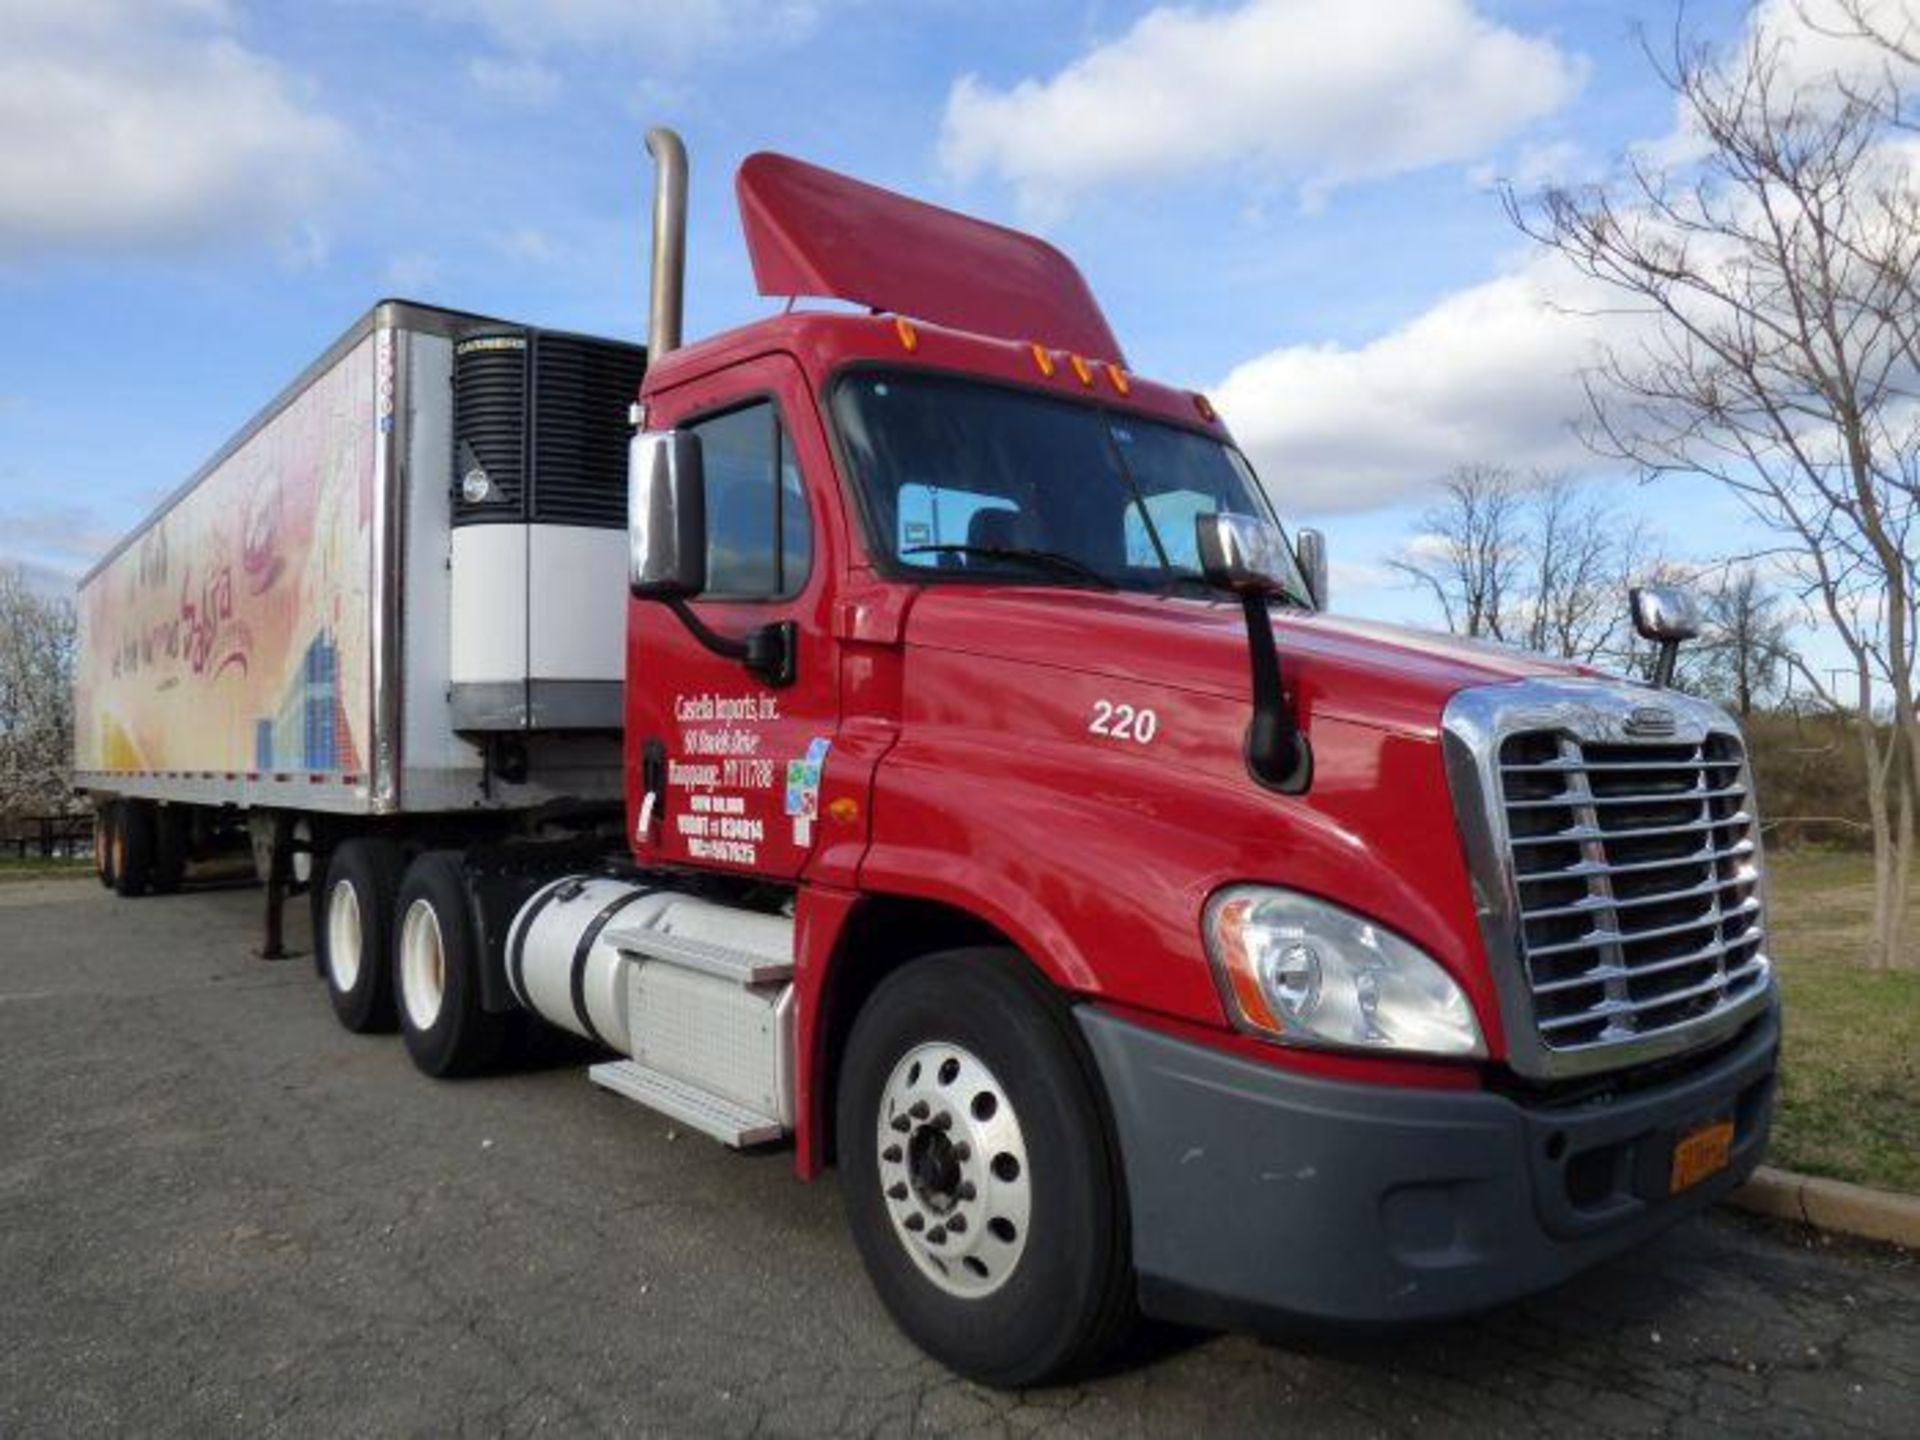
1764,847,1920,1195
0,854,93,882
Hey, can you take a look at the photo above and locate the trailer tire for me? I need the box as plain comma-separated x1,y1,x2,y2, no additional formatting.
112,802,155,897
94,806,116,889
836,951,1135,1388
393,851,507,1078
150,807,188,895
319,838,403,1033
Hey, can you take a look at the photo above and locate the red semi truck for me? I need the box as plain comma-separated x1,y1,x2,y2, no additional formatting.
75,132,1778,1386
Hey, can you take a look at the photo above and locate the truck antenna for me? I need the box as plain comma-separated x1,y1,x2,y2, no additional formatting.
645,127,688,357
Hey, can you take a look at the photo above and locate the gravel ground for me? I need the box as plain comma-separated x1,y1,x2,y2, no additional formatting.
3,875,1916,1438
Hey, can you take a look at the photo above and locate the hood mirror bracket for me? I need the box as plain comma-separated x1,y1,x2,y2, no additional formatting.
1195,513,1313,794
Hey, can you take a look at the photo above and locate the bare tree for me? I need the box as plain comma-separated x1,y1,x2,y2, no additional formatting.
1387,464,1525,641
1389,464,1652,665
1508,11,1919,967
1694,566,1795,715
0,568,77,822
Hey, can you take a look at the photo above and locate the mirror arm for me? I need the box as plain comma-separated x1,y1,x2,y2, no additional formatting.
1238,593,1311,792
662,598,797,687
1650,637,1681,690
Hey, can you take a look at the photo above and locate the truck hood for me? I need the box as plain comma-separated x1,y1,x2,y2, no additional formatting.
903,586,1605,736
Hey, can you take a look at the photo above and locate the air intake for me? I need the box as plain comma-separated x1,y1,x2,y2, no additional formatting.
452,331,529,522
528,333,648,527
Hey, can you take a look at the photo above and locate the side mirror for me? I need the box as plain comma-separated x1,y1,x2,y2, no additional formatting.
1195,513,1297,598
1295,527,1328,611
1629,584,1701,642
628,429,706,597
1629,583,1701,690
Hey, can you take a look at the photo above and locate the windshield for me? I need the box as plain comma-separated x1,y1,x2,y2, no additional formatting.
830,371,1309,598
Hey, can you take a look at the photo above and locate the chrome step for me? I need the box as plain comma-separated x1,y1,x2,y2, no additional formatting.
604,924,793,985
588,1059,785,1147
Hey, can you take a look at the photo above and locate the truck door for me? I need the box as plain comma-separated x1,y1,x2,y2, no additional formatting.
626,354,843,882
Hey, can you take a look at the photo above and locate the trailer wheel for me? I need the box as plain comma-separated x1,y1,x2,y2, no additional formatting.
94,806,116,889
393,851,507,1078
835,951,1135,1388
319,838,403,1033
150,807,189,895
112,802,155,897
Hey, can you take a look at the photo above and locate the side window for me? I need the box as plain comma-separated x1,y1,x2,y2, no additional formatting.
687,401,813,599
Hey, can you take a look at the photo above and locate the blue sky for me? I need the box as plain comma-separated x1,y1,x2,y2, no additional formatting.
0,0,1804,647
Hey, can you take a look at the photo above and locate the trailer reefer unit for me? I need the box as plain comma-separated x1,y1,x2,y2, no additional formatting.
77,134,1780,1391
75,302,643,825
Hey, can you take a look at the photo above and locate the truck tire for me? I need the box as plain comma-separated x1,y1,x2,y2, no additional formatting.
318,838,403,1033
150,807,189,895
393,851,508,1078
94,806,116,889
835,951,1135,1388
112,802,155,897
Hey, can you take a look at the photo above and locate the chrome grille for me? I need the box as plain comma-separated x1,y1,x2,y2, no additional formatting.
1497,730,1770,1056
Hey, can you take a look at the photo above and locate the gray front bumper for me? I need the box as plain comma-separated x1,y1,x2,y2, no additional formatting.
1078,1001,1779,1332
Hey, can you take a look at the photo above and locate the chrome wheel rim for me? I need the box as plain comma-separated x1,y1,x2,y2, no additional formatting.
327,880,362,992
875,1041,1031,1300
399,898,446,1032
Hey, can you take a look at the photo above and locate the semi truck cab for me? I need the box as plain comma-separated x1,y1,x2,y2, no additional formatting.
82,133,1780,1389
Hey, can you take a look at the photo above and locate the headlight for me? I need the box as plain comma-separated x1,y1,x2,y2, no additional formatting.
1203,886,1486,1058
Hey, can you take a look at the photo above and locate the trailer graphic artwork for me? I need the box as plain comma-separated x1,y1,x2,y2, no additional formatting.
74,336,377,779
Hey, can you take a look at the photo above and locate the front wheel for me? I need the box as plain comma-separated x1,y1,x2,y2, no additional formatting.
836,951,1134,1388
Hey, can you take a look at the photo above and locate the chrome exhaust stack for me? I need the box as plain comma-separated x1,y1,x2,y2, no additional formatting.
645,127,688,358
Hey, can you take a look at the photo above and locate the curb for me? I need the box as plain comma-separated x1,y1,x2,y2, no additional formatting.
1727,1165,1920,1250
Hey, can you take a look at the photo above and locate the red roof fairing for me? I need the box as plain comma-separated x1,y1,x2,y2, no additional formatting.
735,152,1126,365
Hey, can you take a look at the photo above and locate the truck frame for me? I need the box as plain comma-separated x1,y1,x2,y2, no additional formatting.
76,130,1780,1387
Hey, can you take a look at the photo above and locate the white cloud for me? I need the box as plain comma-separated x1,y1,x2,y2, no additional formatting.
383,252,441,292
1215,254,1613,515
467,54,561,106
418,0,834,64
1212,0,1920,519
493,227,559,263
0,0,348,260
938,0,1584,219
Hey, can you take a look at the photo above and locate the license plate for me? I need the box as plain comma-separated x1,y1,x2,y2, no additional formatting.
1669,1118,1735,1194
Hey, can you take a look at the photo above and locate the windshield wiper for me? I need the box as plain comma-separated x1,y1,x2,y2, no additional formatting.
1159,567,1314,610
900,543,1117,589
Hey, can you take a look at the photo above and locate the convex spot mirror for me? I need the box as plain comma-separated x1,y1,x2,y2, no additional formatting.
1196,512,1298,599
1295,527,1328,610
629,429,706,598
1629,584,1701,643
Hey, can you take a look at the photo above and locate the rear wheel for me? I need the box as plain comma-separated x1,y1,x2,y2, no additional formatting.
150,807,189,895
112,802,154,897
836,951,1135,1388
393,851,508,1078
94,806,116,889
318,838,403,1033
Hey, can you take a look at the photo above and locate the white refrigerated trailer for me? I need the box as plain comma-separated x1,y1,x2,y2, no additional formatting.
74,300,643,966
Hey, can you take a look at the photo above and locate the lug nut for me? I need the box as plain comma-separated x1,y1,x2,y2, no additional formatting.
932,1111,952,1131
909,1100,930,1121
947,1214,967,1234
882,1145,902,1164
890,1115,910,1134
957,1181,976,1202
926,1226,946,1245
953,1142,971,1162
886,1183,907,1201
904,1212,924,1232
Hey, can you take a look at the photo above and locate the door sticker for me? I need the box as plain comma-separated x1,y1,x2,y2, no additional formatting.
670,691,779,866
785,736,831,846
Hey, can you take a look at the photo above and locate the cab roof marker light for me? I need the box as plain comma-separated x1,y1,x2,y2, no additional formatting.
894,316,919,353
1028,342,1056,378
1069,354,1094,387
1105,363,1130,396
1193,392,1218,422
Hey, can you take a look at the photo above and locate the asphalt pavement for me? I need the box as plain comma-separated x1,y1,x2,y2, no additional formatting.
3,874,1916,1437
